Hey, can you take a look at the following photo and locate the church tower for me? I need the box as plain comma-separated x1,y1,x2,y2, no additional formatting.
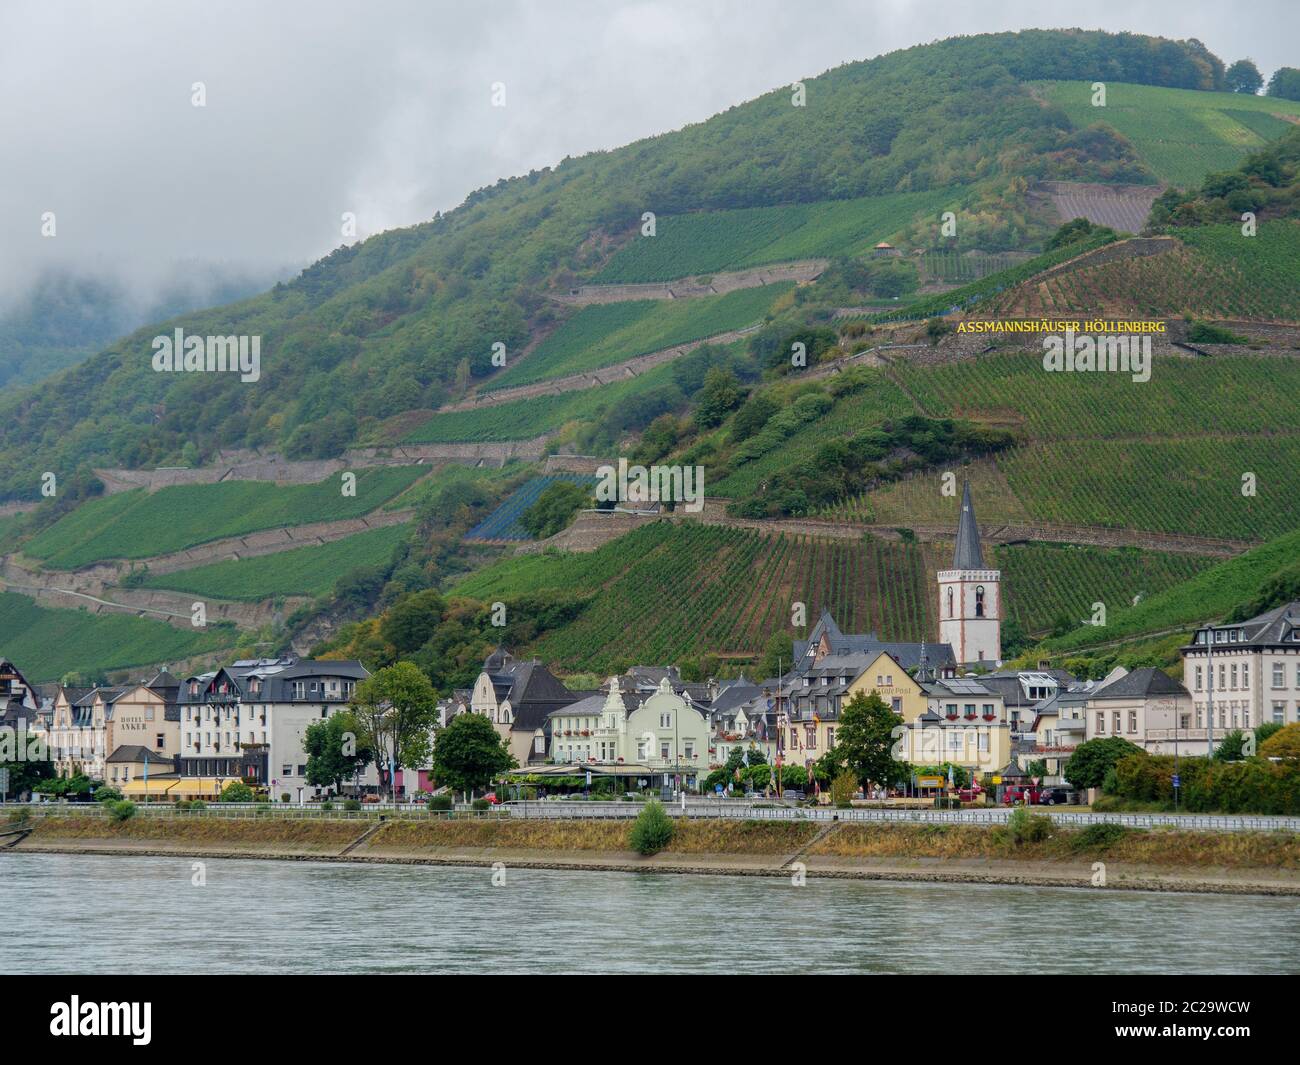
938,482,1001,666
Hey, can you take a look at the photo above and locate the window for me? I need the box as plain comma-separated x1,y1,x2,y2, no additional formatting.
1243,664,1250,689
805,726,816,750
826,727,835,747
1128,710,1137,734
892,697,902,713
1194,666,1203,690
637,740,647,760
282,765,292,775
1113,711,1122,734
156,733,165,750
975,586,985,618
660,712,672,728
1096,712,1105,734
1218,664,1226,690
1230,664,1239,689
534,736,544,754
1274,702,1287,725
964,704,976,718
297,765,306,775
684,741,695,759
946,588,954,618
660,741,670,760
1273,664,1285,689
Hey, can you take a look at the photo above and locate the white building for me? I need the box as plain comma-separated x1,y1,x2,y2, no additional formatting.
937,482,1001,666
177,657,368,800
1182,602,1300,742
1082,666,1199,755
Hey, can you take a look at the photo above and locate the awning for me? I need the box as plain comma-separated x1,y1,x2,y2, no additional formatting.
121,776,230,798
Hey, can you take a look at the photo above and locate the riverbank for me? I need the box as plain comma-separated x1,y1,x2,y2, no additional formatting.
8,816,1300,896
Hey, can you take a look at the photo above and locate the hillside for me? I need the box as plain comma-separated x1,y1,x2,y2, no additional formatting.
3,29,1298,685
0,29,1226,502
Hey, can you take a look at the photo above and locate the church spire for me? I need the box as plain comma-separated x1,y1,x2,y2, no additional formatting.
952,481,985,569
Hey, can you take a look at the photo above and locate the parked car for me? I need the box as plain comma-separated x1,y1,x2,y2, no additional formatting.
955,784,984,802
1040,786,1075,805
1002,785,1046,805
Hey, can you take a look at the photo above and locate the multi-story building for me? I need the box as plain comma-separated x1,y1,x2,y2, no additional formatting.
1083,666,1198,755
47,672,179,780
546,677,711,791
177,657,368,800
1182,602,1300,743
937,482,1001,666
470,647,593,766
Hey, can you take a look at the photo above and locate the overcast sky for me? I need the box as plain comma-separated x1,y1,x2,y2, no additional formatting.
1,0,1295,306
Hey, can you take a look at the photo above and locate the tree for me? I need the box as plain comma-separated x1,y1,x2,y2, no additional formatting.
826,691,908,788
429,712,516,800
520,480,589,539
693,367,743,429
1063,736,1145,789
380,589,446,656
350,662,440,802
1225,59,1264,94
304,711,374,792
758,630,794,679
1266,67,1300,101
1260,722,1300,760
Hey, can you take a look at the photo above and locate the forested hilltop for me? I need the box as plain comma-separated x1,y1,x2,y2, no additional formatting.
0,30,1232,502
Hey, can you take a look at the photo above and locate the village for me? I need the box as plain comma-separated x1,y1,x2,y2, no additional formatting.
3,485,1294,812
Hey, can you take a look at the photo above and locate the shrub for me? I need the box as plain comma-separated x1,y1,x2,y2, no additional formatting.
471,798,491,812
280,793,292,804
1069,823,1131,851
628,799,675,855
219,781,254,803
830,770,858,808
107,800,137,823
1006,806,1052,845
189,800,206,811
427,795,453,812
95,786,123,803
321,800,334,811
343,798,361,812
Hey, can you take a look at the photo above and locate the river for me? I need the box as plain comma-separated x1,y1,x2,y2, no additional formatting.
4,853,1298,973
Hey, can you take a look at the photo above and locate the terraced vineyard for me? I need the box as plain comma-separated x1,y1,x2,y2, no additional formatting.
1043,527,1300,652
406,360,683,443
866,231,1118,321
986,223,1300,319
24,467,425,569
0,591,227,681
814,353,1300,541
466,474,598,541
137,522,413,601
486,283,787,391
591,189,960,283
996,542,1216,636
1038,81,1300,188
920,252,1027,283
450,521,1221,669
893,350,1300,442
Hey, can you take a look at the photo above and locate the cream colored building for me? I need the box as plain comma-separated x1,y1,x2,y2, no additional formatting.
49,675,178,780
1182,603,1300,746
1085,666,1199,755
549,678,711,789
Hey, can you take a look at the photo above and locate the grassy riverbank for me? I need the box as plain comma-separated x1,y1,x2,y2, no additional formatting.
8,815,1300,896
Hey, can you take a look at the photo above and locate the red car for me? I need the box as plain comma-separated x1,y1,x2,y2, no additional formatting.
955,784,984,802
1003,786,1045,805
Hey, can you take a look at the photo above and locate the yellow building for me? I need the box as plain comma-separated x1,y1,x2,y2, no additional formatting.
847,651,930,724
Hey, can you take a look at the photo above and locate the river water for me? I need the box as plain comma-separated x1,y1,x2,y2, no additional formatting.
3,853,1298,973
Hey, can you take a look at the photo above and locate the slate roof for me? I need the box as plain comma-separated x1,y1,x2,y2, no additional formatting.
1190,601,1300,649
952,480,985,570
793,610,956,672
107,745,175,765
1091,667,1188,700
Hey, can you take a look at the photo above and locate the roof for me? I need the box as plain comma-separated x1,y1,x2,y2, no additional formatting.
107,745,175,764
1193,601,1300,648
793,611,956,671
1090,667,1188,700
952,481,985,570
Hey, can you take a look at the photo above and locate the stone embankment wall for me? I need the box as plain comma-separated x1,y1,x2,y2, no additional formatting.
94,439,551,494
549,259,827,306
438,325,762,413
